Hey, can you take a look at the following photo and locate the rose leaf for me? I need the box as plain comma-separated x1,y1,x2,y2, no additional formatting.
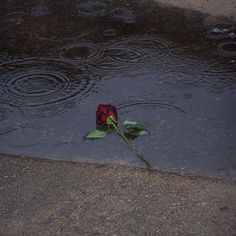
123,120,149,131
127,129,149,137
85,129,107,139
123,120,138,126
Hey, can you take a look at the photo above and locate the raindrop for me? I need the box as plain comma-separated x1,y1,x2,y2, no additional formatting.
89,46,146,71
58,42,103,65
73,0,107,19
102,28,117,37
217,41,236,57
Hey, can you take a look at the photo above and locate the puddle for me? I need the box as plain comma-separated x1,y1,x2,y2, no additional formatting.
0,0,236,179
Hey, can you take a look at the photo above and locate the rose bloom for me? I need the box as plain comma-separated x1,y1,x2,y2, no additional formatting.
96,104,118,126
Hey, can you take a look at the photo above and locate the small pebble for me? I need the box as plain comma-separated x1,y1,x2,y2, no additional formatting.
219,206,228,211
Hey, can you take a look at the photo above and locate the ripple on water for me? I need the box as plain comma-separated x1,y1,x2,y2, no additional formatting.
59,42,103,65
203,59,236,92
111,7,137,24
158,63,205,87
0,101,22,122
3,71,72,104
0,101,22,138
89,46,146,71
0,58,99,115
73,0,108,19
166,43,236,90
0,124,43,147
58,35,174,74
217,41,236,57
7,11,29,17
116,35,174,63
102,28,117,37
0,101,22,136
0,53,8,65
86,35,174,74
30,102,74,118
116,100,185,113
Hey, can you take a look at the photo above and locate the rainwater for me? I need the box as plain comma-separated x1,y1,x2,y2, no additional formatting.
0,0,236,179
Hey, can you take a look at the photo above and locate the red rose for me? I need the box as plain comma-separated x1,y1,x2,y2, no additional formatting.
96,104,118,126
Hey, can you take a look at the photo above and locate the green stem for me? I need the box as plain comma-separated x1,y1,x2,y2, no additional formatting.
108,118,151,169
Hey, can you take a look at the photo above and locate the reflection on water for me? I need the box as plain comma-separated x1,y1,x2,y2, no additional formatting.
0,0,236,179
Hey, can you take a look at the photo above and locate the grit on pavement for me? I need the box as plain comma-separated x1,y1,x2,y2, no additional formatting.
0,154,236,236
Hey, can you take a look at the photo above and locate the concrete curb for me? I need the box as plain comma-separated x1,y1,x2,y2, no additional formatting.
154,0,236,19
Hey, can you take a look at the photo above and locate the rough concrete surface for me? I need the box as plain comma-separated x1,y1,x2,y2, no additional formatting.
0,154,236,236
154,0,236,18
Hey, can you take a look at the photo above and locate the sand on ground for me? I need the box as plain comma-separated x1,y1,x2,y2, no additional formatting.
0,154,235,236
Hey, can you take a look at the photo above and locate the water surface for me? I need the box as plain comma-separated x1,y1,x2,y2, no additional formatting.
0,0,236,179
